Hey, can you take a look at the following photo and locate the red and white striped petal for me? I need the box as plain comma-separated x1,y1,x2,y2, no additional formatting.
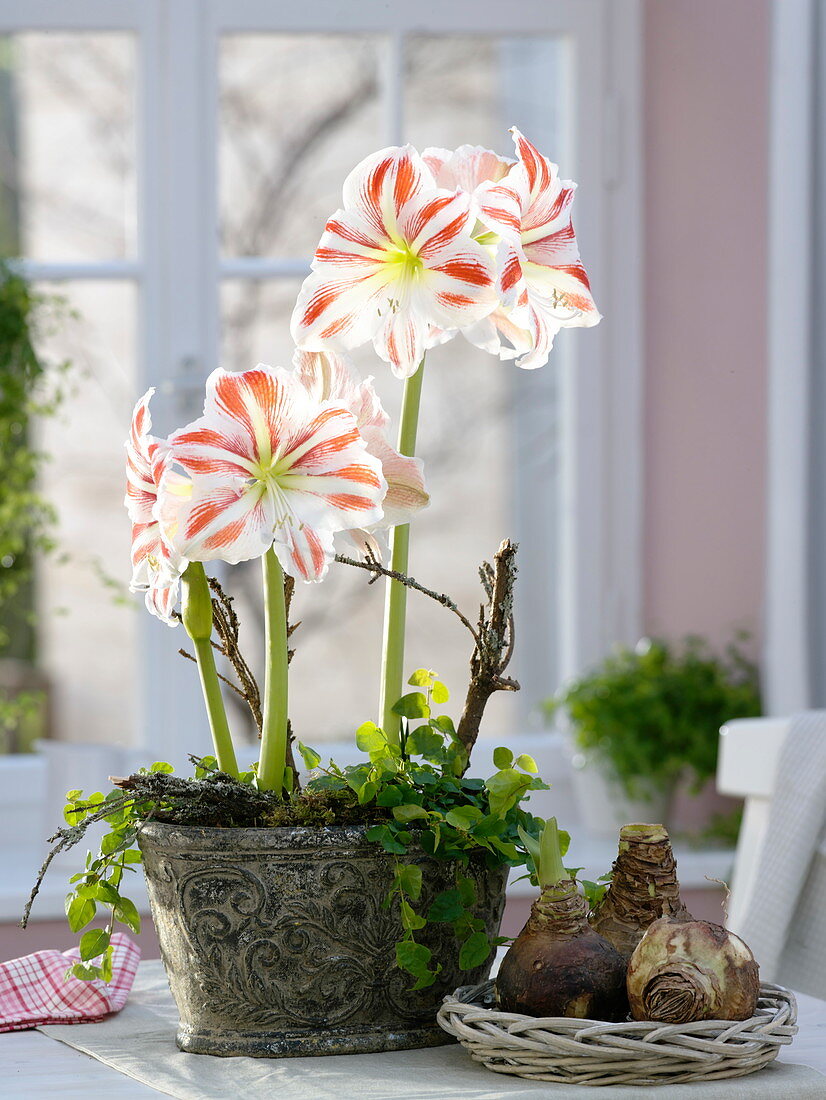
460,307,533,361
291,351,429,533
291,146,497,376
125,389,186,624
125,389,165,524
145,580,180,626
276,522,336,583
359,426,428,528
163,476,277,565
422,144,515,193
292,349,387,431
340,145,433,236
475,128,601,369
162,365,386,580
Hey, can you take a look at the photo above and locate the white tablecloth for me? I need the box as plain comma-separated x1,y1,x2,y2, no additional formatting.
3,961,825,1099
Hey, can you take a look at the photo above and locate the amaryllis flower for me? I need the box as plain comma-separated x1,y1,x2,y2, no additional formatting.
160,365,386,582
293,349,429,553
422,145,514,193
475,128,601,369
421,143,530,362
290,145,497,379
124,390,186,625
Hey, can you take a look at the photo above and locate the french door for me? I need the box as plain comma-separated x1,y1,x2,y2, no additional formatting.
0,0,641,761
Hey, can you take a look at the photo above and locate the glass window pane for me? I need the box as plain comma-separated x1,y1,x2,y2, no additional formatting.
404,36,569,162
0,34,137,261
34,281,138,747
220,279,514,743
406,34,569,717
219,34,385,259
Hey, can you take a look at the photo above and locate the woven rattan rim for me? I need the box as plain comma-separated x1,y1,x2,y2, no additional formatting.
437,980,798,1086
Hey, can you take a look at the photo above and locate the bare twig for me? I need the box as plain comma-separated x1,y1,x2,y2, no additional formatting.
334,551,480,644
337,541,520,768
456,540,520,764
21,793,138,928
178,648,249,700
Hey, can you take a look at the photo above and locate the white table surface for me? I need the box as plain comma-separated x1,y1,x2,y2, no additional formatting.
3,964,826,1099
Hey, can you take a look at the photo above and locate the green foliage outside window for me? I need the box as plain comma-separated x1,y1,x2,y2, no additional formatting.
0,259,71,748
543,635,762,799
0,260,70,656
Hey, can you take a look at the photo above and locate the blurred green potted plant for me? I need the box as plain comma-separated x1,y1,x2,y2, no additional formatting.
0,259,70,751
543,635,761,836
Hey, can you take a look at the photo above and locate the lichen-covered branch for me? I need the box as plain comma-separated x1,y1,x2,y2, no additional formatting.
456,539,520,763
334,551,480,643
21,792,139,928
337,540,520,768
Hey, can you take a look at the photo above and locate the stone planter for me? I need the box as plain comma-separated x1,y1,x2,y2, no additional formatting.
138,821,507,1058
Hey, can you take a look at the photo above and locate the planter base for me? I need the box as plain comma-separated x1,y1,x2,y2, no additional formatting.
177,1022,453,1058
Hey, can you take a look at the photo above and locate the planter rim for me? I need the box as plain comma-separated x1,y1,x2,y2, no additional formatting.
137,819,389,851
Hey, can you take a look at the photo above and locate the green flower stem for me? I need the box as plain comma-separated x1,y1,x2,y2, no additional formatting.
257,546,289,793
181,563,239,779
379,358,425,744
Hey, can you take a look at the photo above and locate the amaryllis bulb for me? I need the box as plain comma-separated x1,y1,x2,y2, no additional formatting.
627,916,760,1023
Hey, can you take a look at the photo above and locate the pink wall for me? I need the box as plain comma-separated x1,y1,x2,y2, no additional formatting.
643,0,770,651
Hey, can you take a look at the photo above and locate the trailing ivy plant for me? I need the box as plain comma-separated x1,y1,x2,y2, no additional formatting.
544,634,761,800
29,670,549,987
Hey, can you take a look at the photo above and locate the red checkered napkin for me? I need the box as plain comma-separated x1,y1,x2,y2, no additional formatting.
0,931,140,1032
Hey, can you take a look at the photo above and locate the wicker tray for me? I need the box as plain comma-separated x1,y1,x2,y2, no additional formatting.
437,980,798,1087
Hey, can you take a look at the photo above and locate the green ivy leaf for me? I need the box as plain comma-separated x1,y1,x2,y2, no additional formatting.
115,896,141,934
149,761,173,774
427,889,465,922
395,939,434,981
581,879,609,908
79,928,110,961
66,895,96,933
356,781,377,805
88,881,120,905
395,863,423,901
392,803,429,823
492,746,513,769
365,824,407,855
431,715,456,736
457,874,476,908
400,899,427,931
445,805,484,831
100,944,114,982
391,692,430,720
407,669,434,687
431,680,450,705
376,785,404,807
297,742,321,770
68,962,103,982
459,930,491,970
355,722,386,754
405,725,443,758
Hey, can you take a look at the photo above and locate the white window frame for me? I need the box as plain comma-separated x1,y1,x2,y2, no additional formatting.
764,0,816,715
0,0,643,761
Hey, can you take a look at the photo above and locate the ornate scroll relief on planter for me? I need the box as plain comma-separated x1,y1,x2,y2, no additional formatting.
139,822,507,1058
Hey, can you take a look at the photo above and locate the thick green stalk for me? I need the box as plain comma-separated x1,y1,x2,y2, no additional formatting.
181,563,239,778
257,547,289,793
379,358,425,743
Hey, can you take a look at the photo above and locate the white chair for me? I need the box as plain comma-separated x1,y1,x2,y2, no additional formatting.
718,714,826,999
